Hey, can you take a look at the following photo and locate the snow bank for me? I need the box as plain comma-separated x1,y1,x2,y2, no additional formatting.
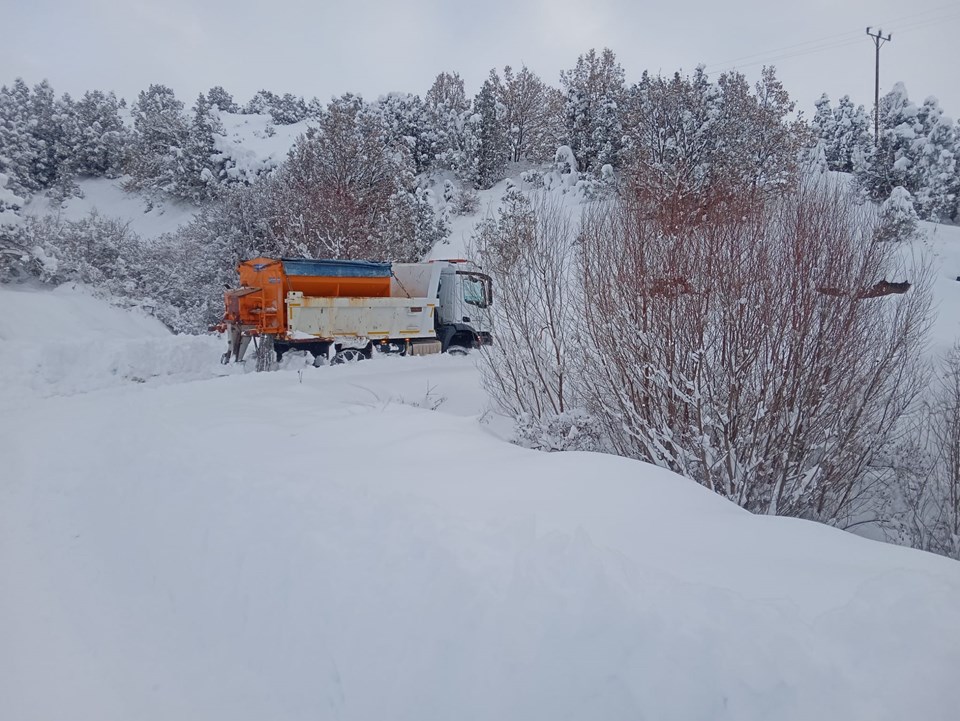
0,284,228,401
3,234,960,720
2,319,960,719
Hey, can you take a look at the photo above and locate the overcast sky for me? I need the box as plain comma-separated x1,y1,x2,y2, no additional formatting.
4,0,959,117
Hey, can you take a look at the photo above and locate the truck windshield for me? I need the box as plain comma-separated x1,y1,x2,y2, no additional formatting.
460,273,491,308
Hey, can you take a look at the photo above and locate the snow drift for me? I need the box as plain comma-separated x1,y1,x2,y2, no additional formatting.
2,286,960,721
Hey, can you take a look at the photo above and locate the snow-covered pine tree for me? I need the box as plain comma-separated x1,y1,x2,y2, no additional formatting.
242,90,307,124
273,94,309,124
206,86,238,113
812,94,840,167
910,97,958,221
876,185,920,242
424,72,469,171
29,81,82,195
560,48,626,174
0,170,24,231
714,67,805,198
622,66,722,221
375,93,433,174
126,84,190,199
855,82,919,201
830,95,872,173
0,80,37,196
178,93,228,203
73,90,128,178
244,90,278,115
462,70,509,189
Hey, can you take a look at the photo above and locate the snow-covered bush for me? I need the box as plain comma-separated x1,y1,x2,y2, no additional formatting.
20,212,143,289
876,186,920,242
445,182,479,216
473,190,581,430
577,180,932,521
514,409,603,452
877,344,960,560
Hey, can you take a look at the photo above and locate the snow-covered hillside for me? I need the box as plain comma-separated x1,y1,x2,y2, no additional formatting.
22,177,198,238
19,110,311,241
3,278,960,720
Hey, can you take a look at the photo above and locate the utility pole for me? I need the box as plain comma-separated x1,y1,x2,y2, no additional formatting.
866,27,892,145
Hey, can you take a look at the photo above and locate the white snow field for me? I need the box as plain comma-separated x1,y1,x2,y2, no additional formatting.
2,283,960,721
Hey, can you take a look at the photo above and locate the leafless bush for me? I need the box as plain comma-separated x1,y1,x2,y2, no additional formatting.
578,180,932,520
885,346,960,558
473,190,587,445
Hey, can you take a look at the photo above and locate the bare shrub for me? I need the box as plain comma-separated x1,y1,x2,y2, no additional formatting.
473,190,587,444
885,346,960,558
578,180,932,520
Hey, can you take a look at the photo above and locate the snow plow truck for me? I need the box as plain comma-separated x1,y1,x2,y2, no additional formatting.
219,257,493,369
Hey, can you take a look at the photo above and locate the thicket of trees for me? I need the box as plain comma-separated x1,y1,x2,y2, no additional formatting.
813,83,960,223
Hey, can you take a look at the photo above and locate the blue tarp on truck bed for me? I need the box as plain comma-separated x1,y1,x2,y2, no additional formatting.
280,258,392,278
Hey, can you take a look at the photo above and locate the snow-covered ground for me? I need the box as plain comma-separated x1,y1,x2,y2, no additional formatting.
22,177,198,238
918,220,960,356
3,282,960,720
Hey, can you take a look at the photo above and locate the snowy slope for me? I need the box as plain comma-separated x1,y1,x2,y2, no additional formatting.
2,288,960,720
22,177,198,238
19,111,310,241
216,111,311,184
918,220,960,355
0,284,227,401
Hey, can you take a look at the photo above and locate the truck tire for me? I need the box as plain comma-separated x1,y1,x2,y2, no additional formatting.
446,345,470,356
331,348,366,364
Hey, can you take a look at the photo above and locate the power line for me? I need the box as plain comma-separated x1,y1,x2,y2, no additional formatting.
702,4,959,74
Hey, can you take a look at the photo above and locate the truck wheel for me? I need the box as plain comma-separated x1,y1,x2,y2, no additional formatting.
331,348,366,364
446,345,470,356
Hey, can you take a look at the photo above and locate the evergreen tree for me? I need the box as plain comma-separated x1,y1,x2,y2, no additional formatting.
876,185,919,241
74,90,128,178
242,89,307,124
0,79,77,195
560,48,626,173
622,66,722,218
206,86,238,113
812,94,839,167
463,70,509,189
911,97,958,221
126,84,189,198
178,93,227,202
855,82,919,201
830,95,872,173
424,72,469,170
375,92,432,173
0,80,36,195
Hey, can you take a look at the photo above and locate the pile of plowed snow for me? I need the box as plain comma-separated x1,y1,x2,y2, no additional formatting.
0,284,227,401
2,284,960,721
